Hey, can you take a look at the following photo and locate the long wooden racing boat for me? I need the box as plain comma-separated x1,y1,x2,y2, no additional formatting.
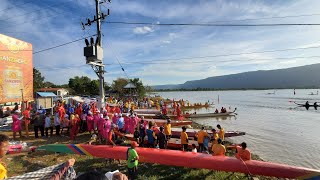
134,109,161,114
143,118,192,127
37,144,320,179
185,109,237,118
170,127,245,138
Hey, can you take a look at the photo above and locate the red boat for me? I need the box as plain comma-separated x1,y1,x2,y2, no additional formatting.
37,144,320,179
143,118,192,127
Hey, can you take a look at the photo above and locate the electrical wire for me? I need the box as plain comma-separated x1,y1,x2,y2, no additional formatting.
104,44,320,64
107,55,320,65
33,34,97,54
106,21,320,27
106,43,130,79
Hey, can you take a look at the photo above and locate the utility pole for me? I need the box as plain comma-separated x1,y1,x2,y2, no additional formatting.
20,89,24,111
82,0,110,110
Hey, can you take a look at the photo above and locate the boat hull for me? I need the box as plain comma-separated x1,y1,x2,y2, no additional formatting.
143,118,192,127
37,144,320,179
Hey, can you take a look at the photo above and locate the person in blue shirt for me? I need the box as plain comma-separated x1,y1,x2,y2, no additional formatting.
117,114,125,133
146,124,157,148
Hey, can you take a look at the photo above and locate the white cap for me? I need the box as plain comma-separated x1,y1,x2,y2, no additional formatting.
64,114,69,118
119,114,122,117
105,170,120,180
15,110,21,113
106,116,110,120
114,113,118,116
88,111,93,115
100,114,104,118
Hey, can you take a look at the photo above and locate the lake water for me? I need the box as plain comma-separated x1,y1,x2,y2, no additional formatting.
157,89,320,169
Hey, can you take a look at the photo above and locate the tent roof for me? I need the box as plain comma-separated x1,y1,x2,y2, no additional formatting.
36,92,57,97
124,82,136,89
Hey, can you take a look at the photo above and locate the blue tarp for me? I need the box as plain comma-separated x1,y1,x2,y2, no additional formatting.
36,92,57,97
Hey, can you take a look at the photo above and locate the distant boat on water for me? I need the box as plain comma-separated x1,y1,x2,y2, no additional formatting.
267,90,276,95
308,90,318,95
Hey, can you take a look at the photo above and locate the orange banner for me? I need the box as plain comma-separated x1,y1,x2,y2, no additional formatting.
0,34,33,103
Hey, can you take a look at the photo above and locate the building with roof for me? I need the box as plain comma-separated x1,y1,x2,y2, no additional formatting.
36,92,57,114
39,88,69,97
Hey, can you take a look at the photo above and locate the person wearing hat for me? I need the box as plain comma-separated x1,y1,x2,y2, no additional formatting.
180,126,188,151
12,110,24,140
211,138,226,156
127,141,139,180
164,119,172,140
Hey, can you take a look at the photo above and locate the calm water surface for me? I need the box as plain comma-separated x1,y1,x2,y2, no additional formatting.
157,89,320,169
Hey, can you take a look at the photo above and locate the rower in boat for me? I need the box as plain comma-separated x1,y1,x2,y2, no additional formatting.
214,109,219,113
305,101,310,107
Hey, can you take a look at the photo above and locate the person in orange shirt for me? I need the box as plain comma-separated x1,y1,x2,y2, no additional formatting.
197,127,208,152
235,142,251,161
211,129,219,145
22,108,31,137
164,119,172,139
217,124,225,141
70,114,80,141
180,126,188,151
211,138,226,156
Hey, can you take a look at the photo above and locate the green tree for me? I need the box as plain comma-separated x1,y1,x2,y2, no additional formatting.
129,78,146,98
111,78,129,97
68,76,99,95
33,67,45,92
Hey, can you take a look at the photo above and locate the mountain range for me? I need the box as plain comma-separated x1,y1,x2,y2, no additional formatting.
152,63,320,90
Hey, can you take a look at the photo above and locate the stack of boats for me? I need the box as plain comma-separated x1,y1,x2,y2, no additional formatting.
129,107,244,149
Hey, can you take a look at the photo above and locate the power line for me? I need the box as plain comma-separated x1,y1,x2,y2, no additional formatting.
108,55,320,65
106,21,320,27
105,44,320,64
206,13,320,23
106,43,130,79
33,35,97,54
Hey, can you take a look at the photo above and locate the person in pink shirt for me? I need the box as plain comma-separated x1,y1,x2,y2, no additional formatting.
12,110,23,140
97,114,105,142
112,113,118,124
124,114,130,133
93,111,100,134
128,115,136,134
102,116,111,143
86,111,94,135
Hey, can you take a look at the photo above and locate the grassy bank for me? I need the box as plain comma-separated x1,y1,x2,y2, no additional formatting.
1,128,277,180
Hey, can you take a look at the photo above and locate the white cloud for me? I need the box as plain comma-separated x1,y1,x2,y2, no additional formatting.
133,26,154,34
162,40,171,44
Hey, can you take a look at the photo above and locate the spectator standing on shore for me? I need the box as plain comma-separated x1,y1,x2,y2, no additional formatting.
54,110,61,136
197,127,208,152
127,141,139,180
164,119,171,139
12,110,24,140
156,126,167,149
217,124,225,141
181,126,188,151
44,112,53,137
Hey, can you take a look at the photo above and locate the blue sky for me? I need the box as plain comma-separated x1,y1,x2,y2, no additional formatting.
1,0,320,86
